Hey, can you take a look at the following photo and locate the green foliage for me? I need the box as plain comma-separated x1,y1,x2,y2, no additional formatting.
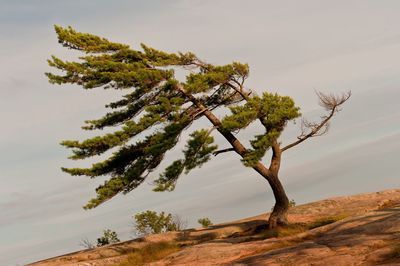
96,229,120,246
47,26,301,209
54,25,128,53
222,92,300,167
243,130,280,167
153,129,217,191
185,63,248,93
257,93,301,130
133,210,182,236
152,160,185,192
183,130,218,171
307,214,348,230
198,217,213,228
221,99,258,132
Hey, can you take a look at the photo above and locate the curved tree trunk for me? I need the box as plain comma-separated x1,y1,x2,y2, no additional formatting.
267,174,289,228
266,141,289,228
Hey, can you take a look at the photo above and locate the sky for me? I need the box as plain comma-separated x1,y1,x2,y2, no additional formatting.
0,0,399,265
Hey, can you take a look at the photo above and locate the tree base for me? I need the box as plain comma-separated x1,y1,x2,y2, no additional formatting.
268,211,289,229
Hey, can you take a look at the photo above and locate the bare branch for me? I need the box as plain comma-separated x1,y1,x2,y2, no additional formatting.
281,91,351,152
79,237,95,249
226,81,252,101
172,214,188,231
206,85,244,109
181,58,211,71
316,90,351,111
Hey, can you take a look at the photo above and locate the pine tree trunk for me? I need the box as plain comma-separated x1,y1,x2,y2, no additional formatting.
267,174,289,228
266,142,289,228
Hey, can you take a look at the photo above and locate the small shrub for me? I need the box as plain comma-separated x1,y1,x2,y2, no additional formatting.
198,217,213,228
133,210,186,236
97,229,120,247
115,241,180,266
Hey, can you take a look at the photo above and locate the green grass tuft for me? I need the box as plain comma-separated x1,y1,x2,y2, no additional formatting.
115,241,180,266
260,224,308,239
307,214,348,230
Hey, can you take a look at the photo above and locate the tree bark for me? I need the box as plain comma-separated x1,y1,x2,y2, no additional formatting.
267,141,289,228
267,174,289,228
251,159,289,228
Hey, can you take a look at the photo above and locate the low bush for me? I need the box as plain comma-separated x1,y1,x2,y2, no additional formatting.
133,210,187,236
198,217,213,228
97,229,120,246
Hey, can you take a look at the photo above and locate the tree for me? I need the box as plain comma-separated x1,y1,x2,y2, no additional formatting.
133,210,186,236
96,229,120,246
46,26,350,228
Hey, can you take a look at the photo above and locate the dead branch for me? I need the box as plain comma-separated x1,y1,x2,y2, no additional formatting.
316,90,351,111
281,91,351,152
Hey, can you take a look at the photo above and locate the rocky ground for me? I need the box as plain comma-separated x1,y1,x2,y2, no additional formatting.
28,189,400,266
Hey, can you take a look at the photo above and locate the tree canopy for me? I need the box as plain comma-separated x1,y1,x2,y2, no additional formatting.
47,26,348,219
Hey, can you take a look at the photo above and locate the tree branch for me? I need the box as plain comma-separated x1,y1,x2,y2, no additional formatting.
175,83,274,178
213,148,235,156
226,81,251,101
281,91,351,152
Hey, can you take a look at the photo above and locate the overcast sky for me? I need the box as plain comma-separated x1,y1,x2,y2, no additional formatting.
1,0,400,265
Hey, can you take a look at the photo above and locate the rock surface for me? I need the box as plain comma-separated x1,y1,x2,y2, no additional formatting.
28,189,400,266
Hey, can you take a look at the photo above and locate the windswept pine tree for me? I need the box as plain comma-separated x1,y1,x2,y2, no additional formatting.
46,26,350,228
